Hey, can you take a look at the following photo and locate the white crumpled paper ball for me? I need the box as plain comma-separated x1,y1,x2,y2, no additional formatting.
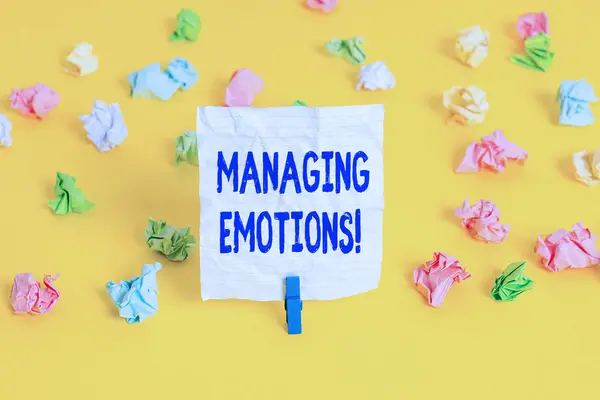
0,114,13,147
356,61,395,91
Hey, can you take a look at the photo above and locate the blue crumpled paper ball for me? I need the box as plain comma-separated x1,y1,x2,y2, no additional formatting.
128,58,198,101
557,79,598,127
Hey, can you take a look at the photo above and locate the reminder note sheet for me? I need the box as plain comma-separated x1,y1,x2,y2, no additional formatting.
197,105,384,301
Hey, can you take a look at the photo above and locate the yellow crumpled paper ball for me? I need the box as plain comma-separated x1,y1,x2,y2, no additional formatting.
442,86,489,125
455,26,489,68
573,150,600,186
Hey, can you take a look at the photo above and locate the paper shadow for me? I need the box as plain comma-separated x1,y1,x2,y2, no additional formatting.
120,77,131,95
265,301,287,332
164,17,176,39
505,22,523,50
5,284,12,312
209,79,229,106
482,272,499,297
536,92,558,125
443,208,458,225
557,156,574,182
97,287,118,317
438,36,459,62
452,144,467,171
427,94,444,117
67,115,90,145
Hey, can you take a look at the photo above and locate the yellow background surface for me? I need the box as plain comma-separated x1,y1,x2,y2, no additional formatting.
0,0,598,399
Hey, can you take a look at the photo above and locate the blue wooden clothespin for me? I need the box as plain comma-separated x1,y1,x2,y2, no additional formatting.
284,276,302,335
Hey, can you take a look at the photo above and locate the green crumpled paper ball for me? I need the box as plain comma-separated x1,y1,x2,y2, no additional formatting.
169,9,201,42
509,33,554,72
325,36,366,65
144,217,196,261
175,130,199,167
48,172,95,215
491,261,534,302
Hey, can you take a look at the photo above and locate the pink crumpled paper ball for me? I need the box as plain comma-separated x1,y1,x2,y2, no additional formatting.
516,11,549,40
9,83,60,119
11,273,61,315
224,69,264,107
413,252,471,307
535,223,600,272
456,130,528,173
454,199,510,243
306,0,338,13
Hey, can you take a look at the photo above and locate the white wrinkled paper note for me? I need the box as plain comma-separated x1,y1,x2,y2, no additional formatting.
197,105,384,301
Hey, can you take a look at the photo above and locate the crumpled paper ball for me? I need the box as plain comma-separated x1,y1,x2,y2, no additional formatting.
573,150,600,186
80,99,128,152
0,113,13,147
106,263,162,324
517,11,549,40
413,252,471,307
165,58,199,90
10,83,60,119
356,61,395,91
306,0,337,13
325,36,366,65
456,130,528,173
454,198,509,243
455,26,489,68
144,217,197,261
535,223,600,272
48,172,95,215
128,58,198,101
557,79,597,127
442,85,489,125
509,33,554,72
175,130,198,167
11,273,61,315
490,262,534,302
66,43,98,76
169,9,201,42
225,69,264,107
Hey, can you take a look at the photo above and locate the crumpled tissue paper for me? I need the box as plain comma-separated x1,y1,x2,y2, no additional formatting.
49,172,94,215
175,130,198,167
535,223,600,272
106,262,162,324
169,9,201,42
306,0,337,12
10,83,60,119
510,33,554,72
456,130,528,173
0,113,13,147
80,99,128,152
414,252,471,307
454,199,509,243
517,11,549,40
325,36,366,65
66,43,98,76
455,26,489,68
128,58,198,101
145,218,196,261
443,86,489,125
573,150,600,186
225,69,264,107
491,262,534,302
11,273,60,315
557,79,597,127
356,61,395,91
